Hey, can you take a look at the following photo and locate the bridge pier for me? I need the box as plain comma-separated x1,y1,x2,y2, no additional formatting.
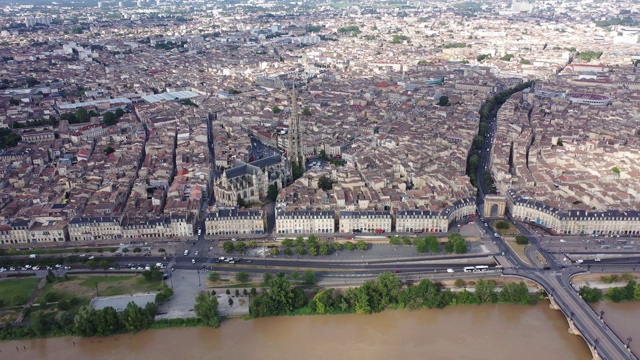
549,296,602,360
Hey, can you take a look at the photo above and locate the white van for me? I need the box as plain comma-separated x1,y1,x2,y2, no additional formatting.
447,268,454,273
29,254,37,259
183,249,189,256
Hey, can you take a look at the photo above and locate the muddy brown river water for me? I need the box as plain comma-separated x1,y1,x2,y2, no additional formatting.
2,303,609,360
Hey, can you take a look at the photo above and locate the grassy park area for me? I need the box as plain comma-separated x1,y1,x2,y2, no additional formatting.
504,237,532,266
0,277,41,307
37,275,163,304
492,220,520,236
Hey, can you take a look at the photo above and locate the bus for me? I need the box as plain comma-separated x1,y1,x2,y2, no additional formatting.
463,266,475,273
474,265,489,272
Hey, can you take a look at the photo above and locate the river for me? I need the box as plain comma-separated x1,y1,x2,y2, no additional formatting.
591,301,640,356
3,304,595,360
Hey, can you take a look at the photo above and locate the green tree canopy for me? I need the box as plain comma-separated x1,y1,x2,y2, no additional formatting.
194,291,221,327
317,176,333,191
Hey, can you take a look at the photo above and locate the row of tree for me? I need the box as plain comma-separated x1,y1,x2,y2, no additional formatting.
60,107,125,125
580,280,640,303
249,273,539,318
28,301,157,339
275,236,368,256
389,233,468,255
467,81,534,189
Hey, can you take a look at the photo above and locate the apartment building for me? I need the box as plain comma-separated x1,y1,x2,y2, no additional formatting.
508,191,640,236
205,208,264,235
396,210,449,233
68,216,122,242
275,209,335,234
338,211,392,233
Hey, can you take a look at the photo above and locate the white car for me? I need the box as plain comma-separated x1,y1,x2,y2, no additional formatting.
559,239,566,243
195,251,199,256
594,258,601,262
192,259,196,264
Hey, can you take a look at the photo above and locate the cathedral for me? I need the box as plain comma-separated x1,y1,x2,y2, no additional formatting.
213,155,288,207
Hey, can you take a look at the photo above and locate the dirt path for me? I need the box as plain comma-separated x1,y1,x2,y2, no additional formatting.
14,276,47,325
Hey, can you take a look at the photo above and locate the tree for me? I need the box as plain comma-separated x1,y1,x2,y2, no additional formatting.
248,240,258,248
95,306,121,336
515,235,529,245
453,240,467,254
103,111,117,126
307,243,317,256
333,242,342,252
74,306,97,336
267,184,278,201
236,272,249,283
295,244,306,255
500,54,514,61
115,108,125,119
579,286,603,303
76,107,89,122
270,247,280,256
319,241,331,255
416,238,427,253
223,241,235,253
272,106,282,114
208,272,221,283
291,162,303,181
402,237,412,246
354,288,372,314
475,280,497,303
281,238,294,247
302,106,312,116
262,273,273,287
228,298,234,306
30,311,47,336
389,235,401,246
344,241,355,251
26,76,40,87
142,266,163,282
356,240,368,251
121,301,156,333
290,272,300,281
104,146,115,155
133,247,142,253
194,291,220,327
427,236,440,253
302,270,317,285
283,247,293,256
495,221,509,229
235,241,246,253
437,95,451,106
317,176,333,191
454,279,466,288
611,166,621,175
